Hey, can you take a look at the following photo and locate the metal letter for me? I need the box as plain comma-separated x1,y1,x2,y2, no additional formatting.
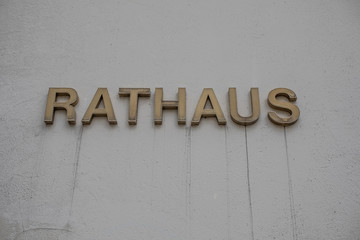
82,88,117,125
44,88,79,125
191,88,226,126
267,88,300,126
119,88,150,125
154,88,186,125
229,88,260,126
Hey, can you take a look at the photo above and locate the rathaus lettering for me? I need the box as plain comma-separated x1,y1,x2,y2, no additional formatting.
44,88,300,127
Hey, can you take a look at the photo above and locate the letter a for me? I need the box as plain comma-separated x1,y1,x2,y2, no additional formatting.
82,88,117,125
192,88,226,126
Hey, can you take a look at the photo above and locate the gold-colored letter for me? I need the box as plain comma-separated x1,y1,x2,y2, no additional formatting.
267,88,300,126
82,88,117,125
119,88,150,125
154,88,186,125
44,88,79,125
191,88,226,126
229,88,260,126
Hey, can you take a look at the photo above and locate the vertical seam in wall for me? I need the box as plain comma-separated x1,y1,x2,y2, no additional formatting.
68,126,83,219
225,127,231,240
185,127,192,239
245,126,254,240
284,127,297,240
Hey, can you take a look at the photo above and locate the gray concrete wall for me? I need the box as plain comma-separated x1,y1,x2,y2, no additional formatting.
1,1,360,239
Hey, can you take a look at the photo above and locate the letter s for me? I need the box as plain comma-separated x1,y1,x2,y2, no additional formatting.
267,88,300,126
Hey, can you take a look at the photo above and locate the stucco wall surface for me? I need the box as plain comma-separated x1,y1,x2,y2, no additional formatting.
1,1,360,240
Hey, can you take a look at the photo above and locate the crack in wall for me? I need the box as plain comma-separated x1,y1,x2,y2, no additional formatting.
68,126,84,221
185,127,192,240
224,127,231,240
245,126,254,240
284,127,298,240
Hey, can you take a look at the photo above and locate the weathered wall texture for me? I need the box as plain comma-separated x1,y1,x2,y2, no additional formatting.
1,1,360,239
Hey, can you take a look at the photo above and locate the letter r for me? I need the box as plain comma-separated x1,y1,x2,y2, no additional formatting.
44,88,79,125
